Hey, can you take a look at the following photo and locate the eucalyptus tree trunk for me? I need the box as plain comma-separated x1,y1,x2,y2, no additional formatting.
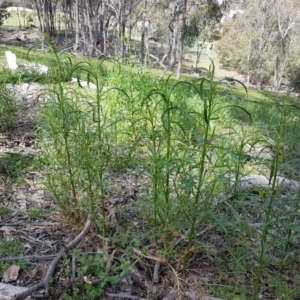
273,37,293,91
256,0,277,89
195,39,205,72
62,0,69,40
48,0,56,35
84,0,93,54
140,0,147,64
99,1,106,55
34,0,44,33
82,0,105,56
34,0,56,39
246,37,252,87
33,0,46,48
273,0,300,91
159,4,180,80
128,0,134,43
74,0,79,51
176,23,183,79
119,1,126,58
169,13,179,69
256,8,267,90
68,2,74,32
176,0,187,79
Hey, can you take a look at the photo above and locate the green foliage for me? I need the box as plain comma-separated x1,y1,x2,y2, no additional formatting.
183,18,200,47
0,206,9,216
0,45,45,64
216,34,250,71
62,250,130,300
0,238,24,258
0,153,33,179
0,83,18,130
183,1,222,48
0,9,10,26
27,207,47,219
0,237,27,279
208,284,248,300
287,65,300,92
0,67,51,85
0,6,300,298
32,47,300,297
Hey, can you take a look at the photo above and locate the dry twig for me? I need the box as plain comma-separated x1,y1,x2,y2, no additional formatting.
12,215,92,300
0,254,56,262
153,261,160,283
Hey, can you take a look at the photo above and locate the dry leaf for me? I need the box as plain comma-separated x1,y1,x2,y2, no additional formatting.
83,275,100,286
2,264,20,283
83,275,93,285
0,226,17,235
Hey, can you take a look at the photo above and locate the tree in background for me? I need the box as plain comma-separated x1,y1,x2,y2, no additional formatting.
217,0,300,91
273,0,300,91
0,0,223,77
286,34,300,95
157,0,224,80
0,8,10,25
217,0,277,88
33,0,56,37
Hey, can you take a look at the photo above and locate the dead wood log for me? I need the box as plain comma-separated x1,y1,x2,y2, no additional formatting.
0,283,30,300
12,215,92,300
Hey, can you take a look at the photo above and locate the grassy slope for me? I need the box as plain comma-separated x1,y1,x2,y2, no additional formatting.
1,43,300,299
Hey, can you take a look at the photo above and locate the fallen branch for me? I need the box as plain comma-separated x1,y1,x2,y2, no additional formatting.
105,293,140,299
149,53,168,69
0,254,56,262
12,215,92,300
153,261,160,283
132,247,168,264
0,251,99,263
0,283,29,300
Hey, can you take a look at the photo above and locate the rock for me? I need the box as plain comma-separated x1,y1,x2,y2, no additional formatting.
5,51,18,71
15,32,27,41
5,83,45,106
232,174,299,193
4,50,48,75
23,63,48,75
275,176,299,192
71,77,96,89
235,174,270,191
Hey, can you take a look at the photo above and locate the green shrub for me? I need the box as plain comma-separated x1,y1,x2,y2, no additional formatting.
62,250,130,300
0,9,10,26
0,83,18,130
288,65,300,93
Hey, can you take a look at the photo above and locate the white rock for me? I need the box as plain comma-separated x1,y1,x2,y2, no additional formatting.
70,77,96,89
24,63,48,75
232,174,299,193
5,51,18,71
276,176,299,192
5,51,48,74
237,174,270,191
